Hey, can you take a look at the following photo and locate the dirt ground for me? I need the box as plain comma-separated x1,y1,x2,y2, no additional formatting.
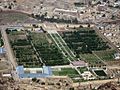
0,11,36,25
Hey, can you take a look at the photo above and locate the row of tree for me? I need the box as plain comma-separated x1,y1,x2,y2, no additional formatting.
31,14,79,24
62,29,109,54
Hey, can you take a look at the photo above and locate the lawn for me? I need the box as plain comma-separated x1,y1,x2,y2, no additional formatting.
77,67,88,73
53,68,80,78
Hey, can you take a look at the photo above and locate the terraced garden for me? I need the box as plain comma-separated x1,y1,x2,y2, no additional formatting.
29,32,69,66
60,28,110,54
50,33,76,61
7,29,71,67
7,29,41,68
59,28,112,66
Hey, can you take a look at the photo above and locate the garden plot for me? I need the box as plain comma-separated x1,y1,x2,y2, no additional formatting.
29,32,69,66
80,54,105,67
52,68,80,78
48,31,76,62
7,30,41,68
93,49,116,61
77,67,88,73
60,28,110,54
59,28,111,66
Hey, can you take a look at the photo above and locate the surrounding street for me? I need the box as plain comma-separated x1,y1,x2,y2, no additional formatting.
73,78,118,89
1,26,17,69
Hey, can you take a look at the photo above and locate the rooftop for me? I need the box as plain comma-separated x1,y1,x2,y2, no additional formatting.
16,66,52,78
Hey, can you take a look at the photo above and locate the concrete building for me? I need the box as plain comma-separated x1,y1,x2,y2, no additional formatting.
16,66,52,78
114,53,120,60
81,71,96,80
0,47,6,58
71,60,87,67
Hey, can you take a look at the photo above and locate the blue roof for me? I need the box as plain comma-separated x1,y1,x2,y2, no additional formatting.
19,73,50,78
16,66,24,74
43,66,52,75
16,66,52,78
0,48,5,54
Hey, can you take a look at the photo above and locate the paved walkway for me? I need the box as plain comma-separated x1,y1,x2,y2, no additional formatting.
48,31,81,75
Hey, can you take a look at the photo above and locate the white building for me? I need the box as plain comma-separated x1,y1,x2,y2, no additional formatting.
114,53,120,60
81,71,96,80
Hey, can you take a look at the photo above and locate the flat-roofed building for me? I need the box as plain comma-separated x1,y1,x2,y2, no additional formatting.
16,66,52,79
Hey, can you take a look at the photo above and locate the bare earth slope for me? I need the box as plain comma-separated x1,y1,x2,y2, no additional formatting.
0,11,37,24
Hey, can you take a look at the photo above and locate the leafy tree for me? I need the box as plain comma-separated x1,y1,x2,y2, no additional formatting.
32,77,37,82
